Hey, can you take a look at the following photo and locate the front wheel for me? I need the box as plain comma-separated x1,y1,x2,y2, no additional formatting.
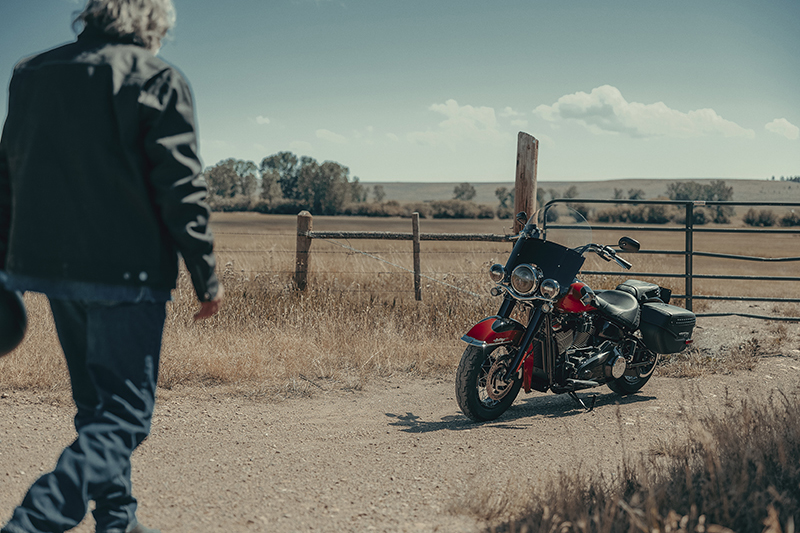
608,347,659,395
455,345,522,421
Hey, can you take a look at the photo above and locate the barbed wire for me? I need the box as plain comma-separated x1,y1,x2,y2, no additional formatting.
216,249,509,254
313,237,487,298
221,270,492,275
212,231,513,237
214,232,293,236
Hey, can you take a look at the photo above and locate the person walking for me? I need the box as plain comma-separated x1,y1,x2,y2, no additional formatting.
0,1,222,532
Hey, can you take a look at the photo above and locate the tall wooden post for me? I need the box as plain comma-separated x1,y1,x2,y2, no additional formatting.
514,132,538,233
295,211,313,291
412,212,422,301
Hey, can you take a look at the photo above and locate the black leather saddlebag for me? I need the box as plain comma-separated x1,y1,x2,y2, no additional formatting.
639,302,695,354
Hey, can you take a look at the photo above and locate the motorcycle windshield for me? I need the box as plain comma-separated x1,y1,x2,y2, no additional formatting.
504,205,590,288
531,204,593,251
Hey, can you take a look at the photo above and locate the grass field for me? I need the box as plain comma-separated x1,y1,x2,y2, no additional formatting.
210,211,800,302
0,211,797,396
1,211,798,532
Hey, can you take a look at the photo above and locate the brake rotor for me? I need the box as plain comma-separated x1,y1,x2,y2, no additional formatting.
485,360,515,401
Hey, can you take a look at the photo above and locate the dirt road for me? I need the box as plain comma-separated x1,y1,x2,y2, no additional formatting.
2,348,799,533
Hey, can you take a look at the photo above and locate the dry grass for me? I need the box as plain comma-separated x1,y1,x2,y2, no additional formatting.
0,213,796,397
458,392,800,533
656,338,763,379
2,213,798,532
0,262,499,398
156,267,491,398
0,292,67,392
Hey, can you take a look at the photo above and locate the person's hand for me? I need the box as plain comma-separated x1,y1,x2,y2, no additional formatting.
194,284,224,320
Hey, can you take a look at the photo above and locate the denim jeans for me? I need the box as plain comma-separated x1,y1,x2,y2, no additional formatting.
2,298,167,533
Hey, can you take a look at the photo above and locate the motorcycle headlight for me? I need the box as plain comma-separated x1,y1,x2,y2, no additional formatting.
510,264,542,296
489,263,505,283
540,279,560,299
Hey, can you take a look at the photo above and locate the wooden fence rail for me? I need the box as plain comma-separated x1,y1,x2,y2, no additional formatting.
294,131,539,298
294,210,513,299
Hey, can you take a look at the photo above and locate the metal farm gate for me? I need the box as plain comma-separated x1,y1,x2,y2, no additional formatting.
542,199,800,321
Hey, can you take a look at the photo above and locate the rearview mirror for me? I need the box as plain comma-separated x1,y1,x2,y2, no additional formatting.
515,212,528,226
618,236,640,253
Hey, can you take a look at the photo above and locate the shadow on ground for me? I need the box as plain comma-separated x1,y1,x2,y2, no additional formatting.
385,390,656,434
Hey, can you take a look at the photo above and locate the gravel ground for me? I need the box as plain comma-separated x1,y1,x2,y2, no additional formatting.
2,313,799,533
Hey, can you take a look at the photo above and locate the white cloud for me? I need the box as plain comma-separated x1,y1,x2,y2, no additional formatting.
407,99,508,149
255,115,271,125
500,106,523,118
765,118,799,140
534,85,755,139
511,119,529,128
386,133,399,142
352,126,375,140
316,129,347,144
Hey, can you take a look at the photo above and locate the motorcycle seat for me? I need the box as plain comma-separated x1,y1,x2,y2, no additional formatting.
616,279,661,303
594,289,640,331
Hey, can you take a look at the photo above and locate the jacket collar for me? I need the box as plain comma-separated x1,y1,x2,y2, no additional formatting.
77,26,141,47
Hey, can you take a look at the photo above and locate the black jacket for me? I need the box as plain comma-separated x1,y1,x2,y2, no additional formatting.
0,28,218,301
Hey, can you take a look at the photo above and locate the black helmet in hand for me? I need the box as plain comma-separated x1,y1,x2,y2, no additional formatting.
0,288,27,357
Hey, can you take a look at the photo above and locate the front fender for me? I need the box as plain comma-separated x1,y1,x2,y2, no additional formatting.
461,316,525,348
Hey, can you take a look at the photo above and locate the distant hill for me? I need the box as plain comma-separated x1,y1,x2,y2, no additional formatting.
362,178,800,205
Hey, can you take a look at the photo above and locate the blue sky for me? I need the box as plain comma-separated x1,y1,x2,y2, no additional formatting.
2,0,798,183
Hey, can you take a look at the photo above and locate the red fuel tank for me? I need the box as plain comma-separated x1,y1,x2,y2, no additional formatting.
556,282,597,314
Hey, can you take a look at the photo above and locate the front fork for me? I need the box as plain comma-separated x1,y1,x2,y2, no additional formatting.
502,306,555,388
488,295,555,389
497,294,516,318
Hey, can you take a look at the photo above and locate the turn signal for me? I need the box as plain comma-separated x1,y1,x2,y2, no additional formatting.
540,279,560,299
489,264,505,283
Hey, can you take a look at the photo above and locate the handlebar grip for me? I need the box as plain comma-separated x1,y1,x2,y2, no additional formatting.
616,256,633,270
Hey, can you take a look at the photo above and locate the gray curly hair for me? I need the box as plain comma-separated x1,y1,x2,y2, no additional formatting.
74,0,176,52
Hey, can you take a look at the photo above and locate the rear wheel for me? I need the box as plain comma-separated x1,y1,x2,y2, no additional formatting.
608,346,659,395
455,345,522,421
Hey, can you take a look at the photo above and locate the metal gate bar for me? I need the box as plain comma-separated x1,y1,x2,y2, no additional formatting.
543,199,800,321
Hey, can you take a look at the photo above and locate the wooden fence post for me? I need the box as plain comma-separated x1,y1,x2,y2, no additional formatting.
295,210,313,291
514,132,538,233
412,212,422,301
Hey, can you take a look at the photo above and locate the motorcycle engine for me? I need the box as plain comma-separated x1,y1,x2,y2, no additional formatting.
554,314,595,354
553,313,615,382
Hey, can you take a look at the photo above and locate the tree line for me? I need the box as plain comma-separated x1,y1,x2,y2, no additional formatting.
202,153,497,218
204,152,368,215
202,153,795,225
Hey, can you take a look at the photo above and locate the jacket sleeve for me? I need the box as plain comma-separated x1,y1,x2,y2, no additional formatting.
0,124,10,270
140,67,219,301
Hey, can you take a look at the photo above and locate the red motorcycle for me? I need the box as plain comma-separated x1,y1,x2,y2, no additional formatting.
455,206,696,421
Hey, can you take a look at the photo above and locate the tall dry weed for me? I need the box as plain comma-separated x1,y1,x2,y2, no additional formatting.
156,265,497,397
657,338,763,378
467,391,800,533
0,258,500,397
1,213,793,396
0,293,67,392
